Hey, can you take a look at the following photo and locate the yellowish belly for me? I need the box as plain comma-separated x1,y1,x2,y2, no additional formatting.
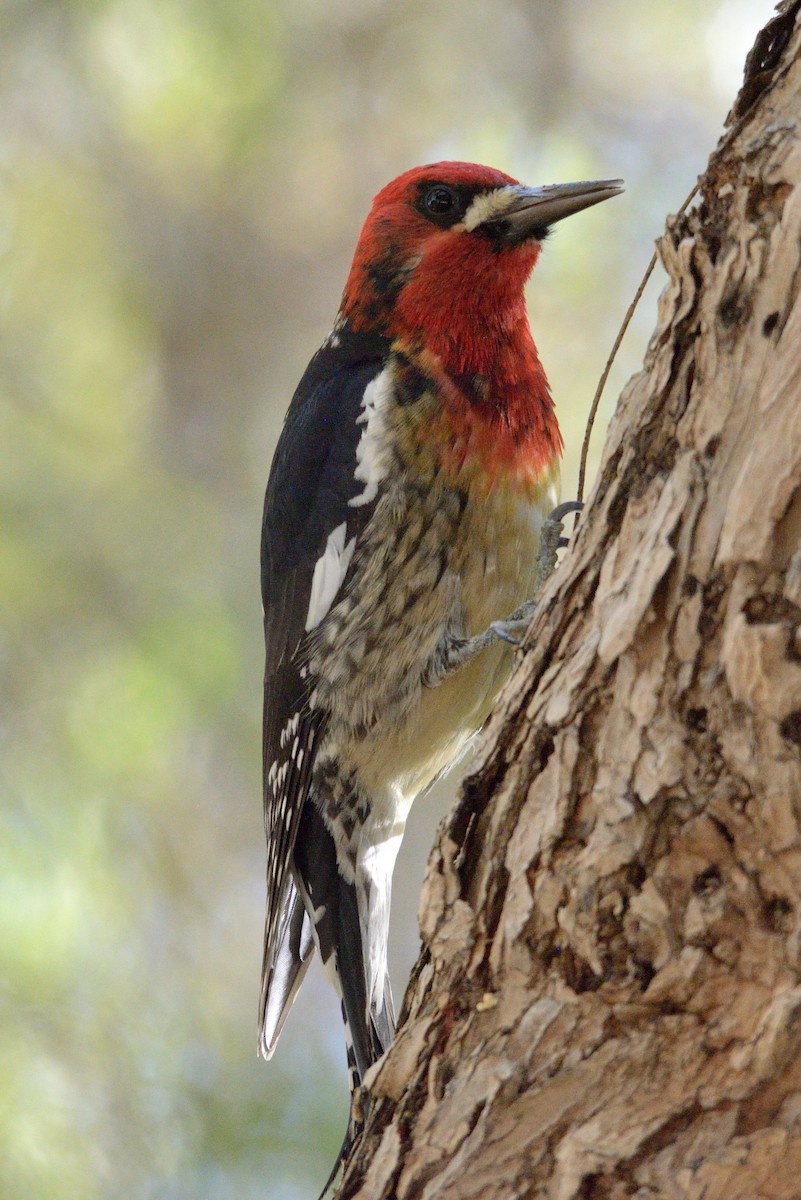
348,470,558,804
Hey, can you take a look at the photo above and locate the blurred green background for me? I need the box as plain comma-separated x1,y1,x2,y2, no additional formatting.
0,1,773,1196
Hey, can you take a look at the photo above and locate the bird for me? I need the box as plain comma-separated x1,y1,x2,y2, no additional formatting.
258,161,622,1116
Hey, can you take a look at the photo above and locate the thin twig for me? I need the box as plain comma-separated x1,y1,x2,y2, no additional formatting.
575,182,701,510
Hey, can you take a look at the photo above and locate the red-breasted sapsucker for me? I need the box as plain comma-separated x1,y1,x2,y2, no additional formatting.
259,162,622,1100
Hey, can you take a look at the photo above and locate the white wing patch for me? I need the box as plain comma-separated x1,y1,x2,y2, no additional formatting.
304,365,393,632
349,365,394,509
305,521,356,631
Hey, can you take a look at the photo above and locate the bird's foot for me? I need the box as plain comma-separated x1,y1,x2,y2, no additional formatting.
489,599,538,647
534,500,583,591
492,500,583,647
425,501,584,678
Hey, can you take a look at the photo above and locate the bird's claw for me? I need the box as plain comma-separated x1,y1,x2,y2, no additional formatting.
490,620,525,647
534,499,584,589
549,499,584,523
493,502,584,648
490,599,538,647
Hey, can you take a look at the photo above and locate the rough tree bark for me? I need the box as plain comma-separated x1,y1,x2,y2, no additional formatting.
337,5,801,1196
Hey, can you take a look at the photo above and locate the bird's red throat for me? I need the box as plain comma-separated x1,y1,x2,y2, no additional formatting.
343,230,563,489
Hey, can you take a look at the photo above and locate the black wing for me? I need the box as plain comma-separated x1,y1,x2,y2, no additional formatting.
258,330,390,1054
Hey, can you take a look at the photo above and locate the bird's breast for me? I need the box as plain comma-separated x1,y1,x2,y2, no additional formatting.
308,349,561,807
310,451,559,806
391,463,558,797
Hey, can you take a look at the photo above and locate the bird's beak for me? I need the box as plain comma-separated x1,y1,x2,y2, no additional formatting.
490,179,624,241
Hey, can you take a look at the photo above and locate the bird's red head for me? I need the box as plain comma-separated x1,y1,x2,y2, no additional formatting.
339,162,621,379
339,162,622,484
341,163,529,372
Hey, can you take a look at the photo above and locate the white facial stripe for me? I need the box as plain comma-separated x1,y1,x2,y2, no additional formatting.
349,365,394,509
305,521,357,631
463,186,519,232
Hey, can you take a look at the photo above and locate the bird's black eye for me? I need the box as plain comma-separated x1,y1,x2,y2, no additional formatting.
423,185,458,217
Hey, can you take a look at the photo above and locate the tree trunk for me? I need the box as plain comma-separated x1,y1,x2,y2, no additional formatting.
337,5,801,1196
